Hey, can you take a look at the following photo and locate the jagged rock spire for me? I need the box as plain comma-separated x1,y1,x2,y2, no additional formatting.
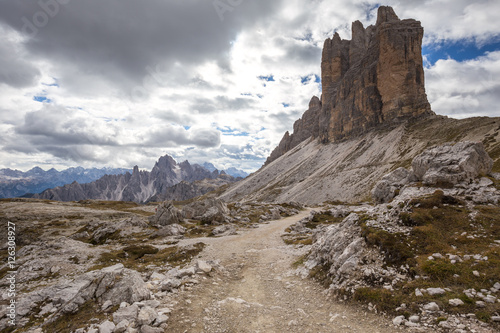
265,6,433,166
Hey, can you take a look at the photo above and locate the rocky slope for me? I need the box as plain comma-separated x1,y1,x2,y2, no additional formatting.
147,173,238,203
285,142,500,332
265,6,433,166
221,116,500,204
0,167,130,199
33,155,220,203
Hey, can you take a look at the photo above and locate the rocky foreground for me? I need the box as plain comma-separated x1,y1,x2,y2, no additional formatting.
0,196,301,332
285,142,500,332
0,141,498,333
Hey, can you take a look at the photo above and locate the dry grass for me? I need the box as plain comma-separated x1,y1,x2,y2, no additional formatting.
90,243,205,272
357,190,500,323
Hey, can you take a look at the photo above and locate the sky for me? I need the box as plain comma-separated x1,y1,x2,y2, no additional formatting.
0,0,499,173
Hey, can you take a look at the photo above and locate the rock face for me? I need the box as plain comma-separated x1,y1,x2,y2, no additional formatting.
373,142,494,203
147,173,237,203
16,264,150,322
412,142,493,186
148,202,184,226
266,96,322,165
266,6,432,165
372,167,416,204
182,198,230,224
34,155,219,203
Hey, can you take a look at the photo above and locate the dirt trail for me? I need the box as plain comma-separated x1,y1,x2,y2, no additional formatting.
167,209,409,333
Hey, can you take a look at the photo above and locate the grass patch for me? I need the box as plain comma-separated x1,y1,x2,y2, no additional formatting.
353,288,403,313
282,235,313,245
353,192,500,321
305,211,343,229
77,200,154,217
362,226,416,268
43,301,106,333
91,243,205,272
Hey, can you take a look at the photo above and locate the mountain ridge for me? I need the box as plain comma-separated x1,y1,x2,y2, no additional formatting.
0,166,131,199
221,115,500,205
32,155,239,203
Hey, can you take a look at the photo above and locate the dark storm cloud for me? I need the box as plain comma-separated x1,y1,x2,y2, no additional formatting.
0,0,284,93
14,104,120,146
0,35,40,88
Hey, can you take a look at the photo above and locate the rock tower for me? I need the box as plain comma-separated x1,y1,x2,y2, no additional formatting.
266,6,433,165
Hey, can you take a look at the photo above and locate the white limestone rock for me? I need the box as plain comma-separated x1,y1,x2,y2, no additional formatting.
412,142,493,186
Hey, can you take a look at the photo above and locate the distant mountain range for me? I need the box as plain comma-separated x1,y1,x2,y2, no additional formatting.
0,166,131,199
21,156,247,203
202,163,248,178
0,160,248,200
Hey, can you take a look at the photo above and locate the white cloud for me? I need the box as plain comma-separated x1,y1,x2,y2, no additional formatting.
425,51,500,117
0,1,499,172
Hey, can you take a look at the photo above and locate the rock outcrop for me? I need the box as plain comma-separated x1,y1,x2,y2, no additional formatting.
182,198,231,224
373,141,494,203
266,6,433,165
412,142,493,186
15,264,150,323
148,201,184,227
147,173,237,203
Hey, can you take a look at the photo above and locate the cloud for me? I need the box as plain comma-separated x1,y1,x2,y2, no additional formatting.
15,104,121,146
0,0,285,96
144,125,221,148
0,1,499,172
0,25,40,88
425,51,500,117
385,0,500,46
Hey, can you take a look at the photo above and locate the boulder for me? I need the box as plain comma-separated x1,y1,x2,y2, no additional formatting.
412,142,493,186
183,198,230,224
195,260,212,273
149,202,184,226
114,320,130,333
423,302,440,312
98,320,115,333
137,306,158,326
152,224,186,237
211,225,237,237
372,167,415,203
113,304,139,324
15,264,149,324
449,298,464,306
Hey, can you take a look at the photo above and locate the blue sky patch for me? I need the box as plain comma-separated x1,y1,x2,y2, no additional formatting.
301,74,321,85
424,39,500,65
258,75,275,82
217,127,250,137
33,96,51,103
183,125,191,130
282,103,290,108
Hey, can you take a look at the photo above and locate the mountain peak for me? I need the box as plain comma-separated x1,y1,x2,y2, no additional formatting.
376,5,399,25
265,6,433,166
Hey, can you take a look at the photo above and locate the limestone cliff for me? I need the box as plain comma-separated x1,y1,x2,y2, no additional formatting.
265,6,433,165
